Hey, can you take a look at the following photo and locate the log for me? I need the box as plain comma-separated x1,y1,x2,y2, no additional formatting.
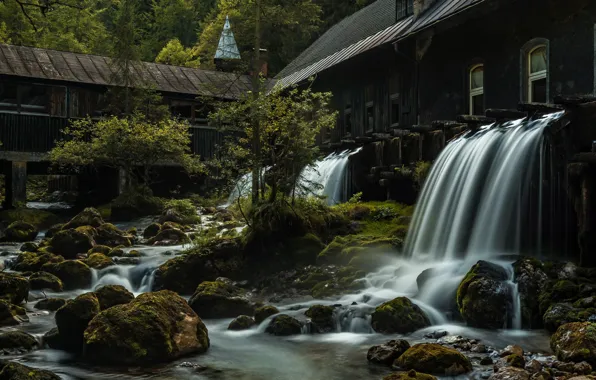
553,94,596,106
517,102,563,113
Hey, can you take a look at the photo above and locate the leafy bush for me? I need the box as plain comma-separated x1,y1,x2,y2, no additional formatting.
414,161,432,190
163,199,200,224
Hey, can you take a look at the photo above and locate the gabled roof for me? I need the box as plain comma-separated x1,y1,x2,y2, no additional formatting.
215,16,241,60
0,44,253,99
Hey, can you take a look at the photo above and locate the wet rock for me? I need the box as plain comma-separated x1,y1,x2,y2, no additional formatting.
552,360,576,372
383,370,437,380
367,339,410,366
501,345,524,357
305,305,335,333
147,227,190,246
95,223,132,247
114,257,140,265
106,247,125,257
371,297,430,334
94,285,134,310
424,330,448,339
456,260,509,329
29,271,63,292
34,298,67,311
395,343,472,375
84,253,114,270
550,322,596,365
513,258,549,328
254,305,279,324
228,315,256,331
63,208,104,229
143,223,161,239
45,224,64,239
480,357,493,365
55,292,100,352
0,300,28,326
41,260,92,290
88,245,112,255
20,242,38,252
524,359,542,373
83,290,210,365
574,361,592,374
505,354,526,369
471,344,487,353
50,229,94,259
13,252,64,272
265,314,302,336
0,331,37,351
124,250,142,258
489,367,530,380
0,273,29,305
3,221,38,242
543,303,596,332
42,327,64,350
0,361,60,379
188,280,254,319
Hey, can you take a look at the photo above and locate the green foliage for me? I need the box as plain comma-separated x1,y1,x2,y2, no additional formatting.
155,38,200,67
414,161,432,190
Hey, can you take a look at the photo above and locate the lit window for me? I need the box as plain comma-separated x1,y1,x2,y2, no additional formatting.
528,46,547,103
469,64,484,115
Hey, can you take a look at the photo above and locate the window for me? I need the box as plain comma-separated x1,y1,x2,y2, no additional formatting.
469,64,484,115
528,46,547,103
0,83,18,112
396,0,414,20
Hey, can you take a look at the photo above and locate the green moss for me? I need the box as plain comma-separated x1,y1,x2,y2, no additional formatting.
94,284,134,310
254,305,279,324
371,297,430,334
50,229,94,259
85,253,115,269
34,298,67,311
0,300,27,326
13,252,64,272
29,271,63,292
384,370,438,380
63,208,104,229
551,322,596,365
41,260,92,290
506,354,525,368
0,361,60,379
88,245,112,255
55,292,100,352
396,343,472,375
305,305,335,332
228,315,256,331
188,280,253,319
0,331,37,350
0,208,60,229
0,273,29,305
4,221,38,242
265,314,302,336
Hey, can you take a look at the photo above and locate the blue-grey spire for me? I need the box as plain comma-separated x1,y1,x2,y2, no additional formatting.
215,16,241,60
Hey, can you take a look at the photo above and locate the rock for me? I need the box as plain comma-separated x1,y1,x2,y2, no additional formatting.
94,285,134,310
13,252,64,272
41,260,92,290
20,242,38,252
95,223,132,247
29,272,63,292
525,359,542,373
147,228,190,245
42,327,64,350
0,273,29,304
489,367,530,380
480,356,493,365
228,315,256,330
574,361,593,374
506,354,526,368
367,339,410,366
88,245,111,255
513,258,549,328
0,331,37,351
550,322,596,365
84,253,114,269
395,343,472,375
143,223,161,239
3,221,38,242
55,292,101,352
383,370,438,380
543,303,596,332
83,290,210,365
254,305,280,324
107,248,125,257
424,330,449,339
501,345,524,357
125,250,142,258
305,305,336,333
45,224,64,239
0,300,28,326
371,297,430,334
265,314,302,336
456,260,509,329
0,361,60,380
471,344,487,353
63,208,104,230
50,229,94,259
35,298,67,311
188,280,254,319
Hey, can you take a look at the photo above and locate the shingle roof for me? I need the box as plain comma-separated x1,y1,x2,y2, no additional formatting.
0,44,253,99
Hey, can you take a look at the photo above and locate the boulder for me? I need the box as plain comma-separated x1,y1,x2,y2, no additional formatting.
63,207,104,229
147,228,190,245
0,300,28,326
88,245,111,255
20,242,38,252
143,223,161,239
3,221,38,242
513,258,549,328
265,314,302,336
543,303,596,332
45,224,64,239
85,253,114,269
488,367,530,380
456,261,509,329
41,260,92,290
384,371,437,380
83,290,210,365
50,229,94,259
55,292,101,352
367,339,410,366
254,305,279,324
305,305,336,333
107,248,125,257
29,272,63,292
371,297,430,334
34,298,67,311
395,343,472,375
13,252,64,272
228,315,256,331
0,273,29,304
188,280,254,319
550,322,596,365
94,285,134,310
94,223,132,247
0,331,37,351
42,327,65,350
0,361,60,380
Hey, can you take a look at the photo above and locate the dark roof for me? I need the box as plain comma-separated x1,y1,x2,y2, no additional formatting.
0,44,253,99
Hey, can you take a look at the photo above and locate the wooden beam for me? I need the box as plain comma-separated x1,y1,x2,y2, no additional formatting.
553,94,596,106
485,109,526,121
517,102,564,113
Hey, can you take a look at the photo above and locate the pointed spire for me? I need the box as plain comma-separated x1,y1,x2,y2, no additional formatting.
215,16,241,60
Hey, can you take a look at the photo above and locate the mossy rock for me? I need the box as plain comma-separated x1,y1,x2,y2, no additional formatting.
0,331,37,350
34,297,67,311
95,223,132,247
488,367,531,380
13,252,64,272
505,354,525,368
75,225,98,238
0,209,60,230
0,273,29,305
305,305,335,333
367,339,410,366
396,343,472,375
228,315,256,331
286,233,325,265
147,228,190,245
55,292,101,353
88,245,112,255
513,257,549,328
83,290,210,365
94,285,134,310
85,253,115,270
125,250,142,258
50,229,94,259
265,314,302,336
143,223,161,239
4,221,38,242
63,208,105,230
107,248,125,257
20,242,38,252
384,370,437,380
371,297,430,334
543,303,596,332
317,234,397,265
45,224,64,239
254,305,280,324
29,271,63,292
551,322,596,365
42,327,65,350
188,280,254,319
0,361,60,380
41,260,92,290
0,300,28,326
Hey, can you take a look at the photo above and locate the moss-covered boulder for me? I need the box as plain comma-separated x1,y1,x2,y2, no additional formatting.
83,290,210,365
0,361,60,380
45,224,64,239
50,229,94,259
550,322,596,365
29,271,63,292
13,252,64,272
55,292,101,352
254,305,279,324
88,245,111,255
287,233,325,265
371,297,430,334
0,300,28,326
94,285,134,310
305,305,335,333
41,260,92,290
147,228,190,246
513,258,549,328
95,223,132,247
143,223,161,239
34,297,67,311
395,343,472,375
84,253,114,270
543,303,596,332
20,242,38,252
63,208,104,230
0,331,37,351
384,370,438,380
317,234,397,265
3,221,38,242
188,280,254,319
456,260,509,329
0,208,60,230
228,315,256,330
367,339,410,366
265,314,302,336
0,273,29,305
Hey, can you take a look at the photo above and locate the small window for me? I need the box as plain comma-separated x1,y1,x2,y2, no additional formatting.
469,64,484,115
0,83,18,113
528,46,547,103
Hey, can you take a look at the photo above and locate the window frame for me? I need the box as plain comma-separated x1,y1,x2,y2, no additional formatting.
469,64,485,115
528,45,547,103
521,38,549,103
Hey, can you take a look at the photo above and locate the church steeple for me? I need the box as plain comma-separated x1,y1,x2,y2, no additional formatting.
214,16,241,65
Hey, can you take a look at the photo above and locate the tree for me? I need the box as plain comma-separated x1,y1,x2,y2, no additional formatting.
155,38,200,67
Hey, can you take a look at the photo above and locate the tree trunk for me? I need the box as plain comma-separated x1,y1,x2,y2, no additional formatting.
251,0,262,204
